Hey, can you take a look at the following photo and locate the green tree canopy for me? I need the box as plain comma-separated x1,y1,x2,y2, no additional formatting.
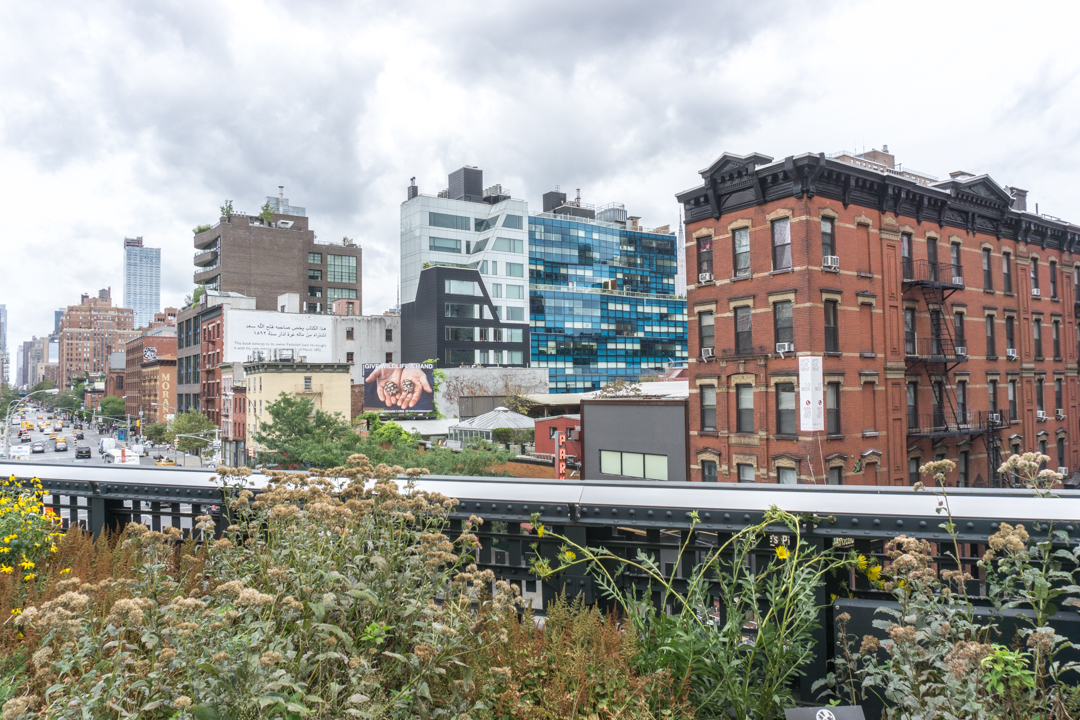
168,410,218,453
97,395,126,420
254,393,363,468
143,422,169,444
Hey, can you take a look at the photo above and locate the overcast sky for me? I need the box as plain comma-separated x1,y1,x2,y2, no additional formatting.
2,0,1079,375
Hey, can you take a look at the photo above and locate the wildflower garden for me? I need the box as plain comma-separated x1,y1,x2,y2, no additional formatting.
1,453,1080,718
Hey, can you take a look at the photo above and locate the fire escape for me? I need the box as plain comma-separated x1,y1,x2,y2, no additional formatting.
903,258,1003,486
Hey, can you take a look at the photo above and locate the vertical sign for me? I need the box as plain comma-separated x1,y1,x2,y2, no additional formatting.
799,356,824,432
557,432,567,480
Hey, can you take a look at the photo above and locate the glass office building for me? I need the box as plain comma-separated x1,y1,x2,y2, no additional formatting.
529,210,687,392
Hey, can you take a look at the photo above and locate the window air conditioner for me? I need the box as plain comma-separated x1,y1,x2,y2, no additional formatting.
698,272,714,284
1037,410,1047,420
823,256,840,270
1032,288,1041,296
955,346,967,356
701,347,714,359
1057,410,1067,420
775,342,794,354
1006,348,1018,359
1058,467,1069,476
988,413,1001,424
953,276,964,285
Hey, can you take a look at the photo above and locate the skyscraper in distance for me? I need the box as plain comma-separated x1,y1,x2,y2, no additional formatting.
123,237,161,329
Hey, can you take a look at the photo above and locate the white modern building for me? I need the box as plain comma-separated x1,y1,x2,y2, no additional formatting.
399,166,531,366
123,237,161,329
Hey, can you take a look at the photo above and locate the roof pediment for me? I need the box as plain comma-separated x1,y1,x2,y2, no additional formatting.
934,174,1013,204
699,152,773,178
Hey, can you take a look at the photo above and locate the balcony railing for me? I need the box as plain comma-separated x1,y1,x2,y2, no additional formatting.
193,248,219,267
907,410,999,438
902,259,964,288
904,334,967,361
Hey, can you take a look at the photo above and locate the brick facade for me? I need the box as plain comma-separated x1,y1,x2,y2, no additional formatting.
679,151,1080,487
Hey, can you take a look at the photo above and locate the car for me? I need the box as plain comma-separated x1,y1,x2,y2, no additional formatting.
75,446,91,459
54,438,68,451
31,442,45,453
75,431,84,439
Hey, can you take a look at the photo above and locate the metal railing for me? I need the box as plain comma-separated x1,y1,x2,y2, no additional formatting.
907,410,999,437
904,334,968,361
5,462,1080,713
902,259,964,287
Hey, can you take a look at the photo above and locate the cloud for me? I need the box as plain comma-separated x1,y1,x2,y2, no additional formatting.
1,0,1079,380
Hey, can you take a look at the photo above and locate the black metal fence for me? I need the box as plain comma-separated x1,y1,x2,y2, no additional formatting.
5,462,1080,715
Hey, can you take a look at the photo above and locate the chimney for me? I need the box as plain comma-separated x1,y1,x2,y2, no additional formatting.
882,144,889,153
407,177,418,200
1008,187,1028,212
278,186,284,213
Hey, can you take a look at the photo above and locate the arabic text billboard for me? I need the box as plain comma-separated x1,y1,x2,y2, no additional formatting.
225,311,333,363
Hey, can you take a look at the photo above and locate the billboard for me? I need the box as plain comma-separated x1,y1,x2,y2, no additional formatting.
798,356,824,432
363,363,435,413
225,311,333,363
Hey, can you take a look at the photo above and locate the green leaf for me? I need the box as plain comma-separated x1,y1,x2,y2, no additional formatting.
191,707,221,720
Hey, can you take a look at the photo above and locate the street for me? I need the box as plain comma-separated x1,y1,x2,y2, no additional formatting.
3,415,184,466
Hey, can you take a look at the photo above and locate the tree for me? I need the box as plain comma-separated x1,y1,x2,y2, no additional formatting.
342,236,353,246
220,199,234,219
168,410,218,454
596,378,643,398
254,393,363,468
258,200,274,225
143,422,169,444
29,380,55,394
97,395,127,421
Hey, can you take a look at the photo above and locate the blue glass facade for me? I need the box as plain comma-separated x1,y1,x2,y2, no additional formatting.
529,214,687,392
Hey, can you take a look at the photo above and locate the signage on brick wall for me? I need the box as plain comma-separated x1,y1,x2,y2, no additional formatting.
799,356,824,432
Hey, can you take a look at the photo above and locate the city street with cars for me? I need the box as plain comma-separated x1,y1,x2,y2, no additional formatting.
3,412,165,466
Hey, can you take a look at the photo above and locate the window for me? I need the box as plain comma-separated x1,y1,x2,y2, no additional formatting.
473,217,497,232
701,460,718,482
502,214,523,229
959,451,969,487
1075,267,1079,303
1054,321,1062,358
1009,380,1018,421
303,376,312,392
927,238,938,281
345,327,354,340
989,380,998,415
1006,316,1016,352
778,466,797,484
385,328,393,341
821,217,835,259
310,285,323,298
1031,258,1040,291
1060,437,1067,469
506,263,524,277
429,237,461,253
957,380,968,422
445,303,477,318
986,316,996,357
346,351,354,362
700,386,717,431
1040,440,1048,469
471,238,488,254
824,300,839,352
444,279,479,295
954,312,965,350
774,301,793,347
308,268,322,281
776,383,796,435
308,252,322,264
904,308,916,355
445,349,473,364
600,450,667,480
737,464,755,483
1003,252,1013,293
1034,319,1043,358
505,307,525,322
907,382,918,429
506,284,524,299
328,288,357,303
1037,379,1045,413
901,233,913,278
698,236,714,277
826,382,841,435
735,307,752,355
385,352,394,363
327,255,357,283
445,326,475,342
828,466,842,485
736,384,754,433
1056,379,1064,413
983,248,993,290
429,212,470,230
772,218,791,270
909,457,920,485
699,312,714,351
492,237,524,253
950,243,962,281
734,228,751,277
1051,261,1059,298
932,381,944,427
491,283,502,298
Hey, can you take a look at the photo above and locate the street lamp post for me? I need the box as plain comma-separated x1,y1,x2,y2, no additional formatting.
3,388,61,459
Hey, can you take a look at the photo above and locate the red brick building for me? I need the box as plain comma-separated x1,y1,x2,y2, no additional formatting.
534,415,582,461
678,149,1080,487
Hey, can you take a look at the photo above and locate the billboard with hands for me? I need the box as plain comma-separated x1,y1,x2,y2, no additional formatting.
363,364,435,413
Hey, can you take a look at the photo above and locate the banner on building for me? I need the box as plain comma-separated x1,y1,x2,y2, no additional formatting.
224,311,333,363
362,363,435,414
798,356,824,432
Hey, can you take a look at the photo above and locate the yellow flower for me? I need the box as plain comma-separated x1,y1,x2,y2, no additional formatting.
19,560,34,570
0,548,8,553
857,555,868,571
866,566,882,582
776,546,790,561
561,550,576,562
0,566,11,574
23,574,35,581
536,524,545,538
49,546,57,553
896,579,906,589
10,608,20,616
59,568,71,575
